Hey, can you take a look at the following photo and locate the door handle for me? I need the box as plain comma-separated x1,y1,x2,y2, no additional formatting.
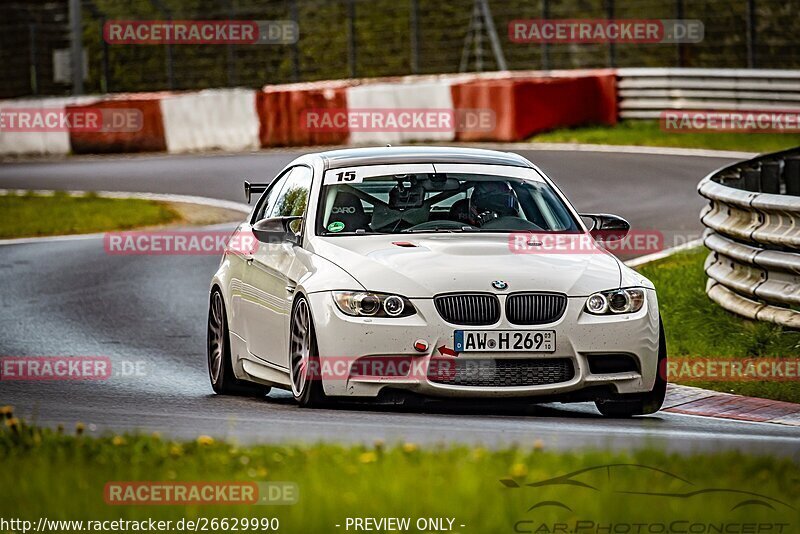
246,257,254,265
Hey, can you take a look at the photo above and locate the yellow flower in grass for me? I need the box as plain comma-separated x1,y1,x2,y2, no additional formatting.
4,418,20,432
75,422,85,436
401,442,418,453
533,439,544,450
358,451,377,464
510,463,528,478
169,444,183,457
112,436,126,446
470,447,486,461
196,435,215,446
0,406,13,419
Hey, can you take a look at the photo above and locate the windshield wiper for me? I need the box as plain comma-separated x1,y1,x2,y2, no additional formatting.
402,226,477,233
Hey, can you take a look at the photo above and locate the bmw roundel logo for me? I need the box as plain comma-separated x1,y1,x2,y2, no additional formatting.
491,280,508,290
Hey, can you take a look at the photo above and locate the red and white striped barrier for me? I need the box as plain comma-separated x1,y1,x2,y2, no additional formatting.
0,71,618,156
0,96,97,156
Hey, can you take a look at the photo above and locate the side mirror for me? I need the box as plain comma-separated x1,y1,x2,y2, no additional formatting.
580,213,630,242
244,180,270,203
252,216,303,244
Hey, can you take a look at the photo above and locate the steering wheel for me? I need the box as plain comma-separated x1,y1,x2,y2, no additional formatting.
404,220,476,231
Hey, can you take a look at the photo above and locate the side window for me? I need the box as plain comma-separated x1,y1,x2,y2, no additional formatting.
252,171,290,223
269,166,313,218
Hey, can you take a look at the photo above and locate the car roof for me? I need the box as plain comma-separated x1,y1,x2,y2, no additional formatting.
316,146,534,170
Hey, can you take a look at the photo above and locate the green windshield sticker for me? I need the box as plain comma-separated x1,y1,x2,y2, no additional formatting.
327,221,345,233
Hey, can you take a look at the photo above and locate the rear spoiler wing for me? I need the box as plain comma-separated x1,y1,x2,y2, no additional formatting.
244,181,270,203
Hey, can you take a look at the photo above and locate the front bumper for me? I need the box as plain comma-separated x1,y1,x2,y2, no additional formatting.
307,290,660,399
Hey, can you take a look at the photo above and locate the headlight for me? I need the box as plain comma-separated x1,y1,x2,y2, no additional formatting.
332,291,416,318
585,288,645,315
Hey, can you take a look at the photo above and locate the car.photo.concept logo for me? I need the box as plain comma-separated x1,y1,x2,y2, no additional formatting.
503,464,796,534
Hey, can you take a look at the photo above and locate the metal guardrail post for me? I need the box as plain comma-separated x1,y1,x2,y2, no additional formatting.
68,0,84,95
746,0,757,69
742,168,759,192
410,0,420,75
347,0,357,79
541,0,550,70
605,0,616,68
760,162,781,194
786,157,800,196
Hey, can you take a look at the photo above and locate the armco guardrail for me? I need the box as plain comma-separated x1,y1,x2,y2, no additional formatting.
618,68,800,119
698,147,800,329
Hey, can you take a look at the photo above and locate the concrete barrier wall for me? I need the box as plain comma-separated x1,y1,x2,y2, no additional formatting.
452,73,617,142
161,88,260,153
68,93,169,154
257,80,352,147
0,97,97,156
346,80,457,145
1,71,619,156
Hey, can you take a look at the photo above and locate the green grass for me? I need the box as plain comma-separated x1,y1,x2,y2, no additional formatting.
0,416,798,532
0,191,181,239
637,248,800,402
530,120,800,153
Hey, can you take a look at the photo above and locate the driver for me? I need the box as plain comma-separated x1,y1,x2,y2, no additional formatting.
468,181,520,226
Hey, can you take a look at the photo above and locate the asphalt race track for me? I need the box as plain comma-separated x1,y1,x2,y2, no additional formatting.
0,148,725,233
2,148,799,456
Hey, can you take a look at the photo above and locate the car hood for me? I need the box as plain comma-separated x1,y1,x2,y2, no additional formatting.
310,234,622,297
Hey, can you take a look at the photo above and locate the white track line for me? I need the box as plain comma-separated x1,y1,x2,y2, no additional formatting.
624,238,704,268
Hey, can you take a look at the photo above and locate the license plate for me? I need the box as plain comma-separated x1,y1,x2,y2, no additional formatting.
454,330,555,353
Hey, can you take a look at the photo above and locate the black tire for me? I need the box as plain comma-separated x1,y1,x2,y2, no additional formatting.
595,316,667,418
289,295,330,408
207,289,270,397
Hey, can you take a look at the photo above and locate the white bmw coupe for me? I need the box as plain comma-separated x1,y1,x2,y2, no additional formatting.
207,146,666,417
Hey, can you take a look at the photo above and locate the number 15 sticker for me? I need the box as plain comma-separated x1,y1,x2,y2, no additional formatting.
323,168,362,184
322,164,436,185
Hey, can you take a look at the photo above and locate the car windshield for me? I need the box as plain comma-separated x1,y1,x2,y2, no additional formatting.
317,171,580,235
